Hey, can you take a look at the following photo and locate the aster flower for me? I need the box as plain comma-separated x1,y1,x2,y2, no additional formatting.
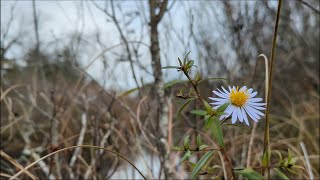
209,86,265,126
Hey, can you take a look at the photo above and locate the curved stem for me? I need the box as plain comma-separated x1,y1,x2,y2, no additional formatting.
10,145,146,180
263,0,282,178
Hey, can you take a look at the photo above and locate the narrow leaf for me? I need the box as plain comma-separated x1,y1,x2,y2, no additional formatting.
187,60,194,68
178,98,195,117
196,134,202,146
234,168,265,180
161,66,180,69
217,103,230,113
202,100,212,113
212,117,224,147
183,51,191,65
198,77,228,84
179,150,192,164
178,57,182,66
273,168,289,180
117,87,138,98
262,147,271,167
163,80,186,89
190,110,207,116
184,135,190,148
191,150,216,179
199,144,209,151
204,116,213,130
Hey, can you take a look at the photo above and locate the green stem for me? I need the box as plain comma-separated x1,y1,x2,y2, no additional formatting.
263,0,282,179
183,70,203,101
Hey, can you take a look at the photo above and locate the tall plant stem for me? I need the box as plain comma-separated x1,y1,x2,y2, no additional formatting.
263,0,282,178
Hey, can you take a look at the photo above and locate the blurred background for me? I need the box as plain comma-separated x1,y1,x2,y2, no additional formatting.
1,0,319,179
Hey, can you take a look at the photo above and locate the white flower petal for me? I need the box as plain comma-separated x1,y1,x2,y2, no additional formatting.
217,88,229,97
213,90,226,98
228,86,232,92
248,98,263,103
250,91,257,98
231,109,237,124
237,107,243,122
224,105,235,116
241,108,249,126
211,101,226,106
209,97,228,102
246,105,265,117
244,106,259,122
248,104,265,110
219,114,229,120
247,88,253,94
247,102,266,106
221,86,230,95
239,86,247,91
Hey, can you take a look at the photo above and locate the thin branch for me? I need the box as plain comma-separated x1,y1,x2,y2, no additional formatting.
297,0,320,15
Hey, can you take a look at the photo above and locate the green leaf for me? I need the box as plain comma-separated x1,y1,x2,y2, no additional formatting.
117,87,138,98
190,110,207,116
273,168,289,180
187,60,194,68
189,161,196,168
178,98,195,117
179,150,192,164
274,150,283,162
172,146,183,151
183,51,191,65
204,116,213,130
202,100,212,113
199,144,209,151
234,168,265,180
196,134,202,146
191,150,216,179
287,149,292,164
178,57,182,66
197,77,228,84
217,103,230,112
163,80,186,89
161,66,180,69
262,148,271,167
212,117,224,147
183,135,190,148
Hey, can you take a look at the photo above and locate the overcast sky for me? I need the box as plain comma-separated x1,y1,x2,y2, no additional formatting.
1,1,199,90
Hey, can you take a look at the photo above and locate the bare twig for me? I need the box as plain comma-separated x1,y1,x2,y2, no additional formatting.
69,113,88,167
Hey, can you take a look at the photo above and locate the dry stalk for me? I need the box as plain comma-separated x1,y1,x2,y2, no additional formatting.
9,145,146,180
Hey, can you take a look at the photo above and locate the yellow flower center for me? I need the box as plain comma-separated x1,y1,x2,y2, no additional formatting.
230,88,248,107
